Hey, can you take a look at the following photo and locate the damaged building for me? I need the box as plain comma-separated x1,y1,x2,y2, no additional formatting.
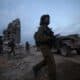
3,18,21,43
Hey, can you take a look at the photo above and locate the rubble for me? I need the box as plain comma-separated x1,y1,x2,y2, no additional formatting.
0,47,80,80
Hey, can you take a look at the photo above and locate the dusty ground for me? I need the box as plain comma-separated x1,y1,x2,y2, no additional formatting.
0,47,80,80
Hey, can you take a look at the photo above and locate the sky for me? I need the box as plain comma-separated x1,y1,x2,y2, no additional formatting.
0,0,80,44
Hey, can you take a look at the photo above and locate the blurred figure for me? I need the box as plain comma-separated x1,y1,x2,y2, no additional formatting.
8,38,16,56
25,41,30,52
34,32,40,51
0,36,3,54
33,14,56,80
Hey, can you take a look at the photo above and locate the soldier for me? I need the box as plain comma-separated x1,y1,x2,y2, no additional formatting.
0,36,3,54
8,38,16,56
25,41,30,52
33,14,56,80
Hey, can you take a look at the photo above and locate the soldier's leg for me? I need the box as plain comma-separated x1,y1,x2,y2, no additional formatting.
33,59,46,76
41,47,56,80
47,53,56,80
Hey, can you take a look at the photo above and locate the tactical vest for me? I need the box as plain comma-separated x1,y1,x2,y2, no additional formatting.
34,26,55,48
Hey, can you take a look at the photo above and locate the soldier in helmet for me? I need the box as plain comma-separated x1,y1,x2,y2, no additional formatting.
33,14,56,80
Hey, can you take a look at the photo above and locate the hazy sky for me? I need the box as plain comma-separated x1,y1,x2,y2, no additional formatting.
0,0,80,44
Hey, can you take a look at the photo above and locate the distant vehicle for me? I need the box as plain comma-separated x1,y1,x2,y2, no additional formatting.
54,37,80,56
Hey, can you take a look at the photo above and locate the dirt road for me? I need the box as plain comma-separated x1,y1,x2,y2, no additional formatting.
0,47,80,80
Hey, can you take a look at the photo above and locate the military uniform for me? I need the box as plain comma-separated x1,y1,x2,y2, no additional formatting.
33,25,56,80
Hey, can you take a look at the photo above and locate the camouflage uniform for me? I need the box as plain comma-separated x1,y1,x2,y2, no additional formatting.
33,15,56,80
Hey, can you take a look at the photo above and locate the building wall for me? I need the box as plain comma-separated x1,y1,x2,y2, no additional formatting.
3,19,21,43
